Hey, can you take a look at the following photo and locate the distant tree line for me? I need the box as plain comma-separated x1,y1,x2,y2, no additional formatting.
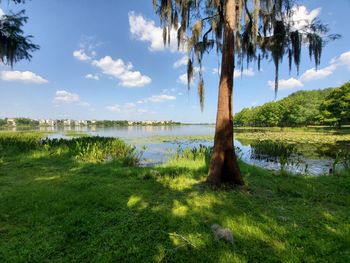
0,118,39,127
0,118,182,127
234,82,350,127
94,120,129,127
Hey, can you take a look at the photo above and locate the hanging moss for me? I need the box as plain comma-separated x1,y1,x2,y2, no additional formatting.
153,0,338,107
187,58,193,90
198,77,205,112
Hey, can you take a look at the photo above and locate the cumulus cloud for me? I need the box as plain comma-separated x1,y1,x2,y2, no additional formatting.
173,56,188,68
92,56,151,87
0,71,48,84
85,74,99,80
53,90,91,109
138,94,176,104
298,51,350,82
300,67,333,82
330,51,350,70
289,6,321,31
0,8,4,17
73,49,91,61
267,50,350,90
53,90,80,103
129,11,182,52
268,78,303,90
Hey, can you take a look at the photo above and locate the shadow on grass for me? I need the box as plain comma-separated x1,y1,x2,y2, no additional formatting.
0,149,349,262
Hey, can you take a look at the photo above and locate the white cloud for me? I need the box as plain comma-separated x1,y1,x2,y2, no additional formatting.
138,94,176,104
178,73,189,85
148,94,176,103
234,68,255,78
268,78,303,90
92,56,151,87
298,51,350,83
173,56,188,68
289,6,321,31
128,11,182,52
73,49,91,61
106,102,148,115
300,66,333,82
330,51,350,70
177,67,201,85
53,90,91,109
53,90,80,103
0,8,4,17
85,74,99,80
211,67,255,78
0,71,48,84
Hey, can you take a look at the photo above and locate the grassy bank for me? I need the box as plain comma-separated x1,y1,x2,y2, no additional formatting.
0,133,349,262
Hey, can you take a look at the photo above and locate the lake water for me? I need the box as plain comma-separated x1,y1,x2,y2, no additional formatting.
10,125,347,176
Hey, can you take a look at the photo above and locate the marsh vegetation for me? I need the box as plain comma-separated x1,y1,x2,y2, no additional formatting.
0,132,349,262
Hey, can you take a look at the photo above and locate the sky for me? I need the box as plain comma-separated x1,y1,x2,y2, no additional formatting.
0,0,349,123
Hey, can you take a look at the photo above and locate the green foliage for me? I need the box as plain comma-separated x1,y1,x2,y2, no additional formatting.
234,85,345,127
94,120,129,126
0,133,141,166
319,82,350,126
0,9,39,67
0,132,349,261
250,140,301,170
14,117,39,126
153,0,338,107
0,119,6,126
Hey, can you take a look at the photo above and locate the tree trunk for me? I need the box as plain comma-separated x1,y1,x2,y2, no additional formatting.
207,0,244,186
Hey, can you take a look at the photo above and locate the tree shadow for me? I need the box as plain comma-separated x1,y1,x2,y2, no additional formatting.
0,150,349,262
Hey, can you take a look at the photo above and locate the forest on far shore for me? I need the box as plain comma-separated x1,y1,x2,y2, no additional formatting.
234,82,350,127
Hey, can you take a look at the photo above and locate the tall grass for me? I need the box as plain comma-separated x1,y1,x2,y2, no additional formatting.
0,133,141,166
250,140,302,170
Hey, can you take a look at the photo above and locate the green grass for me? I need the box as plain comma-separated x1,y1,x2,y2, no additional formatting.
0,133,349,262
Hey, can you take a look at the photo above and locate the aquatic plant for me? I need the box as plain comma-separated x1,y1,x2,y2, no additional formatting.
250,140,302,171
0,133,141,166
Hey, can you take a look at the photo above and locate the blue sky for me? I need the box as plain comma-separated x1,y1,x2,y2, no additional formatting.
0,0,349,123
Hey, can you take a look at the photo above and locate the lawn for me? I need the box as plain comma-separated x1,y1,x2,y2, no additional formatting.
0,132,349,262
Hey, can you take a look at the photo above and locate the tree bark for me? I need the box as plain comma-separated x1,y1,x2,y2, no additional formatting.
207,0,244,186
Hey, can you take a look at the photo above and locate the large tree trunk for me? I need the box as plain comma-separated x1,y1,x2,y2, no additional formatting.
207,0,244,186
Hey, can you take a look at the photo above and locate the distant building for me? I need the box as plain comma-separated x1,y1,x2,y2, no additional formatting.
63,119,74,126
7,118,16,126
78,120,87,126
39,119,57,126
143,120,155,125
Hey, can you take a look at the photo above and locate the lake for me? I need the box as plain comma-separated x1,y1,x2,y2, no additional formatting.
6,125,350,176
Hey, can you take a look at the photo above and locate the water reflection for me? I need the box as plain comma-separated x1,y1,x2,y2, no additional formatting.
3,125,349,176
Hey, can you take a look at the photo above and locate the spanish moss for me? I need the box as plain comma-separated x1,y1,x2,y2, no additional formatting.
153,0,338,105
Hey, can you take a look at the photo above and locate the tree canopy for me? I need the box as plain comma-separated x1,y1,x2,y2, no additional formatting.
0,0,38,67
153,0,339,106
319,82,350,127
234,82,350,127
